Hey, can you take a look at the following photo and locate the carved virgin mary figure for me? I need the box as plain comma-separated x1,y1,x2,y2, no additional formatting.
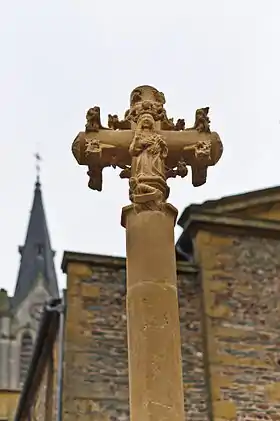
128,113,169,210
129,113,168,179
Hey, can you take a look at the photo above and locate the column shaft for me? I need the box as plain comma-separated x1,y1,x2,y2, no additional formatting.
122,204,185,421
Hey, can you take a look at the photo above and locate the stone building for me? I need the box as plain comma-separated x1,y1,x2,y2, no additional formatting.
0,177,59,421
7,185,280,421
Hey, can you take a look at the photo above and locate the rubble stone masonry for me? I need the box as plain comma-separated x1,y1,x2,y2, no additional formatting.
195,231,280,421
32,230,280,421
63,259,208,421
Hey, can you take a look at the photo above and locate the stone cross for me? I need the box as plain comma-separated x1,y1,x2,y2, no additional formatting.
72,85,222,203
72,85,223,421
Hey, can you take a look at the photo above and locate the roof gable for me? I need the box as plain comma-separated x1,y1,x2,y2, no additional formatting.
178,185,280,228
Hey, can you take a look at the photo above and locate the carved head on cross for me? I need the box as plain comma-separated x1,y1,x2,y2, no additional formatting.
138,113,154,131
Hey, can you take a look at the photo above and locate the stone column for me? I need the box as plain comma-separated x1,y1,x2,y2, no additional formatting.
72,84,223,421
121,203,185,421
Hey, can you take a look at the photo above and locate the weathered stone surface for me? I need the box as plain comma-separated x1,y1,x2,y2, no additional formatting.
0,390,19,421
63,261,207,421
195,232,280,420
123,205,185,421
178,273,208,421
71,85,223,421
72,85,223,196
18,232,280,421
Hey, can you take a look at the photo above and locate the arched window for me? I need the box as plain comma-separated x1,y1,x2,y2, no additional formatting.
19,331,33,385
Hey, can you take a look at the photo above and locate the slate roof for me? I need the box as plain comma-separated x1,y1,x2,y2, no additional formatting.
12,179,59,308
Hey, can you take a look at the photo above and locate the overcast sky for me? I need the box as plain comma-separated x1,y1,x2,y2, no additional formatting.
1,0,279,294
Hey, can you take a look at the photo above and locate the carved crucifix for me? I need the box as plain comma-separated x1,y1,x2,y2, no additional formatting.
72,85,223,213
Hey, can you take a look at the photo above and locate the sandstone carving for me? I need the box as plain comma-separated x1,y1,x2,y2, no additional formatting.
85,107,104,132
118,164,131,179
175,119,185,131
129,113,169,212
194,139,212,159
192,107,211,133
87,165,103,191
85,139,102,158
71,86,224,421
131,88,142,105
72,85,223,211
108,114,131,130
166,159,188,179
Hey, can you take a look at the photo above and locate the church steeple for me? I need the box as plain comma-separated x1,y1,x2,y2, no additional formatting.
13,176,59,308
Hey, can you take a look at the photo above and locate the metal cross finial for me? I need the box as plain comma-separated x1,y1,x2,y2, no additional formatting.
34,152,42,182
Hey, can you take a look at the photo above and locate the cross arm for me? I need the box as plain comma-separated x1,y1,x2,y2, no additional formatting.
72,127,223,189
71,85,223,193
162,129,223,168
72,129,133,168
162,129,223,187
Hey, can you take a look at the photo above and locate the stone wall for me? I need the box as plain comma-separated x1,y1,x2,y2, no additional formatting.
195,232,280,421
0,390,19,421
63,260,207,421
178,272,208,421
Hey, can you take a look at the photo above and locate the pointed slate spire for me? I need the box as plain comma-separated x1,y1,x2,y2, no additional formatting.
13,177,59,308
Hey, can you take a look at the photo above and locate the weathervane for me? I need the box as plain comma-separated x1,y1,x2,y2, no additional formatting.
34,152,42,182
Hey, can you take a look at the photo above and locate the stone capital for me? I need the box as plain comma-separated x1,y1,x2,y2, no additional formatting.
121,203,178,228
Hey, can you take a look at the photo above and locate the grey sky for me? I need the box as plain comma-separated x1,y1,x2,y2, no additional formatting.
1,1,279,294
